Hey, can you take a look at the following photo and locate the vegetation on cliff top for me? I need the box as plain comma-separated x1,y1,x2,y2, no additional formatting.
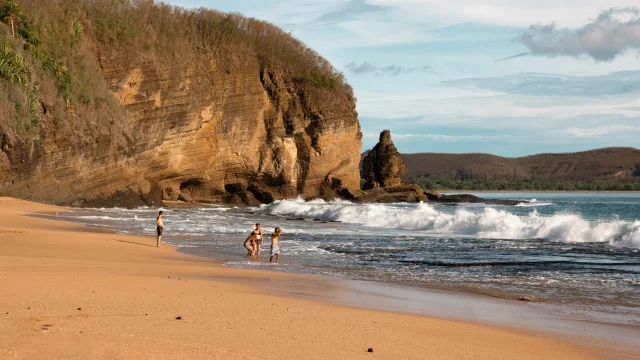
0,0,352,151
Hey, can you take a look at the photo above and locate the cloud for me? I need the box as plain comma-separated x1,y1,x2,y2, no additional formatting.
345,61,431,76
441,70,640,97
518,7,640,61
366,133,508,142
564,125,640,137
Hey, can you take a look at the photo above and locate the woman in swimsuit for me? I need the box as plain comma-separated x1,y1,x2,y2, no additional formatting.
156,211,163,248
252,223,263,255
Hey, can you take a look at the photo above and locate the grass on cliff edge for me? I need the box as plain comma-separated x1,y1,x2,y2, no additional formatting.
18,0,348,90
1,0,351,154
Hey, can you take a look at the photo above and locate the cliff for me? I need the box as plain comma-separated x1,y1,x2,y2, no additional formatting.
0,0,362,206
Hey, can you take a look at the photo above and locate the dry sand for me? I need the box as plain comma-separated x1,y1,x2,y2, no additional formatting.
0,197,623,359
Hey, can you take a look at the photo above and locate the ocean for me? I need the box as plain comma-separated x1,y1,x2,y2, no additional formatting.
56,192,640,327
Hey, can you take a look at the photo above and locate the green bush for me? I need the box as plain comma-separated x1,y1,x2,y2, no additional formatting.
298,72,339,90
27,82,39,128
0,43,29,84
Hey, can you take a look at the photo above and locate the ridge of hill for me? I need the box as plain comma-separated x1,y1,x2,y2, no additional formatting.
400,147,640,182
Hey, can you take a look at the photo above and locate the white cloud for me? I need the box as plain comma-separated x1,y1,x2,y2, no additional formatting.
564,125,640,137
357,88,638,124
519,8,640,61
366,0,640,28
363,132,504,141
442,70,640,96
346,61,431,75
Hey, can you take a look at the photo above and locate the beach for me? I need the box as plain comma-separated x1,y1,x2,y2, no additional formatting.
0,197,633,360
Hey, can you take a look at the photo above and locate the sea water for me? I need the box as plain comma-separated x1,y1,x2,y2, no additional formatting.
57,192,640,326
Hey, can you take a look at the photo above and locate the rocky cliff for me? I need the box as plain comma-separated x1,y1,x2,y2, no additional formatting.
361,130,407,190
357,131,522,205
0,0,361,206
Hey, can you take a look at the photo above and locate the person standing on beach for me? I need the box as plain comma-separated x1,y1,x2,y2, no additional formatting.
156,211,163,248
270,227,281,264
252,223,263,255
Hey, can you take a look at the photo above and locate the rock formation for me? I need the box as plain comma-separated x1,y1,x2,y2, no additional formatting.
0,1,362,206
361,130,407,190
357,131,523,205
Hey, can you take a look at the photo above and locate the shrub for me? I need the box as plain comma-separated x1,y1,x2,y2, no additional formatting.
27,81,39,128
0,43,29,84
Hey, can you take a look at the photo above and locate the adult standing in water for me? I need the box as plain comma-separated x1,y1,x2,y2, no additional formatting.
156,211,163,248
252,223,263,255
270,227,282,264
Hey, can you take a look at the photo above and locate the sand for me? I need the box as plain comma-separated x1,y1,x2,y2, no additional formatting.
0,197,621,359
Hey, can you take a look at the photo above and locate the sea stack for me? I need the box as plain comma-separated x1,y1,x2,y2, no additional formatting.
361,130,407,190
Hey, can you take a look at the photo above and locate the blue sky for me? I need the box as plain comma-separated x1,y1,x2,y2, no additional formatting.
167,0,640,156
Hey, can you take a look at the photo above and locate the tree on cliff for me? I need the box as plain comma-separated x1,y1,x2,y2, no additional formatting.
1,0,22,39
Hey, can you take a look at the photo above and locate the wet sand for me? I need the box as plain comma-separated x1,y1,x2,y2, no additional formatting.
0,197,635,359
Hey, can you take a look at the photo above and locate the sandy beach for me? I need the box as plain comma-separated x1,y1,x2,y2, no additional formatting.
0,197,632,359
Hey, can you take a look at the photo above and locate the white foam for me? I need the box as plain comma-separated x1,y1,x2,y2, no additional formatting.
515,199,554,207
263,198,640,248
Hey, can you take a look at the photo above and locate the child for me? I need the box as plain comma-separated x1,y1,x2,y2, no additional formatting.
244,233,256,256
270,227,282,264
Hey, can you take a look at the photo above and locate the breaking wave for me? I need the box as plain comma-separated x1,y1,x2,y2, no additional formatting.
262,198,640,248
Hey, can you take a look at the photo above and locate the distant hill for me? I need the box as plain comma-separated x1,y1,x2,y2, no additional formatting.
400,147,640,182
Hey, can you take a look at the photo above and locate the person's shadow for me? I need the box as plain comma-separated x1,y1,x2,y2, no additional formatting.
112,239,155,247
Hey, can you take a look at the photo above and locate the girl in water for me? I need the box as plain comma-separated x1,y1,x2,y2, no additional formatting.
243,233,257,256
252,223,263,255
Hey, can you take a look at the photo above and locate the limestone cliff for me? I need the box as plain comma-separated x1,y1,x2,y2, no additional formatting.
0,0,362,206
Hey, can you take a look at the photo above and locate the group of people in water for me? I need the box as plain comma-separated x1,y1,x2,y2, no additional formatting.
156,211,281,263
243,223,281,263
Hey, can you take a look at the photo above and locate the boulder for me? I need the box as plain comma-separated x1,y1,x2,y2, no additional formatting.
361,130,407,190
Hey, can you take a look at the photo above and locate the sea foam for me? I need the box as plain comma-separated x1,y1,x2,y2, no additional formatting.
263,198,640,248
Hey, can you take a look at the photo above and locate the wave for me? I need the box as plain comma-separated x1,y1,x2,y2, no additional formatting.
515,199,554,207
262,198,640,248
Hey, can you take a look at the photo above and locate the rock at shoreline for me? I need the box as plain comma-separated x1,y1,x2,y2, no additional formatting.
357,131,524,206
356,183,523,205
361,130,407,190
429,193,523,206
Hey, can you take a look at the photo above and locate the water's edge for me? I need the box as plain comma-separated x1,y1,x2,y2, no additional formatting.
31,211,640,354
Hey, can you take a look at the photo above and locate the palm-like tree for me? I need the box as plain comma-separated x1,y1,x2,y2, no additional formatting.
1,0,22,39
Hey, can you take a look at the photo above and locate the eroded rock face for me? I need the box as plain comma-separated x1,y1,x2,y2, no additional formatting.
0,59,362,206
361,130,407,190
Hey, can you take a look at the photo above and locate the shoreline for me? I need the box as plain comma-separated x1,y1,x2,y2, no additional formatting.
1,197,637,359
176,247,640,346
34,202,640,338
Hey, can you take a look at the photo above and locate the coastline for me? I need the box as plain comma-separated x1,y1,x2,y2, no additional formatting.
1,197,637,359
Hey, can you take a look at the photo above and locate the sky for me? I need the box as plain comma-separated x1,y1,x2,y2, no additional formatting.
167,0,640,156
